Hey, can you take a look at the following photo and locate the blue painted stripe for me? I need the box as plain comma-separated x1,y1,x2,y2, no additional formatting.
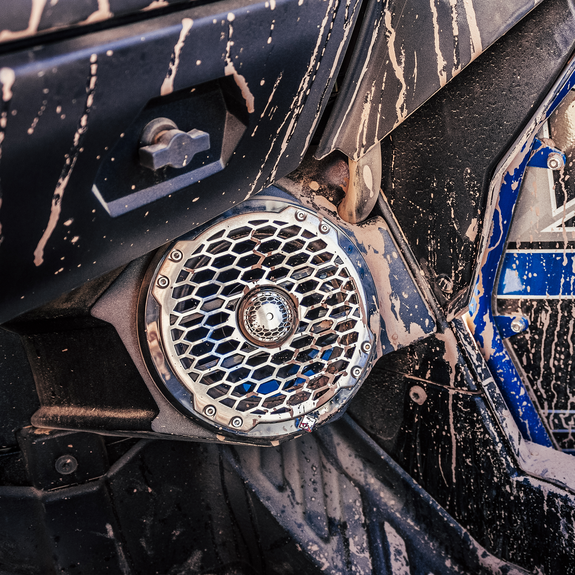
497,251,575,297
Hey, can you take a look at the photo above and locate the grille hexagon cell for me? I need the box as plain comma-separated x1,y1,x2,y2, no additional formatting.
144,200,374,437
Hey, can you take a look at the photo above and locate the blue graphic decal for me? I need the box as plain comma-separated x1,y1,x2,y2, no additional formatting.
498,251,575,298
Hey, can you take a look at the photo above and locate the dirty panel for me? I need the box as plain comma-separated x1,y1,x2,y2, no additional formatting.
0,0,361,324
377,0,575,316
316,0,544,162
351,319,575,574
496,89,575,452
0,0,209,45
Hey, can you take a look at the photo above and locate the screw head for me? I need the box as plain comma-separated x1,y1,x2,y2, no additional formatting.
361,341,372,354
437,274,454,294
157,275,169,288
295,210,307,222
55,454,78,475
230,416,243,428
170,249,183,262
204,405,216,417
351,366,362,378
409,385,427,405
319,222,330,234
547,152,564,170
510,317,527,333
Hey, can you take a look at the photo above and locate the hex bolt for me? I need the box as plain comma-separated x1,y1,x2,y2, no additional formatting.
361,341,372,354
157,275,170,288
547,152,565,171
510,316,528,333
230,416,243,428
351,366,362,378
319,222,330,234
409,385,427,406
437,274,454,294
204,405,217,417
55,454,78,475
295,211,307,222
170,249,183,262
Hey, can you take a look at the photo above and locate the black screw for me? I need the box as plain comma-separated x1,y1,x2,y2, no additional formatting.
55,454,78,475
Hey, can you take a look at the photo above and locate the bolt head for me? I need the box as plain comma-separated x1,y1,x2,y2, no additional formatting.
437,274,454,294
361,341,372,354
204,405,216,417
55,454,78,475
319,223,330,234
295,211,307,222
510,317,527,333
231,416,243,428
547,153,564,170
157,275,169,288
170,249,183,262
351,366,362,378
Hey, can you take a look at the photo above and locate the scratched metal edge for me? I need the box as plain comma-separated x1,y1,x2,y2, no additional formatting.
316,0,545,162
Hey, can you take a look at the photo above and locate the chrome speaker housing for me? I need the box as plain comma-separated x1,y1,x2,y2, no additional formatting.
141,197,376,439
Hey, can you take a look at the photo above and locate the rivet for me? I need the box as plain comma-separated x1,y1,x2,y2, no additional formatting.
231,416,243,428
55,454,78,475
170,249,183,262
361,341,372,354
351,366,362,378
204,405,216,417
319,222,330,234
295,211,307,222
157,275,169,288
409,385,427,405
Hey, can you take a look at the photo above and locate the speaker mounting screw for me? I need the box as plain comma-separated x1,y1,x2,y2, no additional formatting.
170,249,183,262
361,342,372,354
157,275,169,288
351,366,362,378
204,405,216,417
231,417,243,428
295,211,307,222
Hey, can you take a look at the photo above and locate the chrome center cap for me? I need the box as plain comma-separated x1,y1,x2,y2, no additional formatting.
238,287,298,347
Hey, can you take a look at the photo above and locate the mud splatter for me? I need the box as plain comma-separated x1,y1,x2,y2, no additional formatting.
462,0,482,60
0,0,47,42
429,0,447,87
161,18,193,96
224,14,255,113
34,54,98,266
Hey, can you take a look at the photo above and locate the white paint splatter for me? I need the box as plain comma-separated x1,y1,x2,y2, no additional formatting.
34,54,98,266
161,18,193,96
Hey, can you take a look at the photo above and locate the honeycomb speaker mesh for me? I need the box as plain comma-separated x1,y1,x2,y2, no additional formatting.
142,199,375,439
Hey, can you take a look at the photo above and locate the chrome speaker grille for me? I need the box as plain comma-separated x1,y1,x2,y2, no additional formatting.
143,199,375,438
